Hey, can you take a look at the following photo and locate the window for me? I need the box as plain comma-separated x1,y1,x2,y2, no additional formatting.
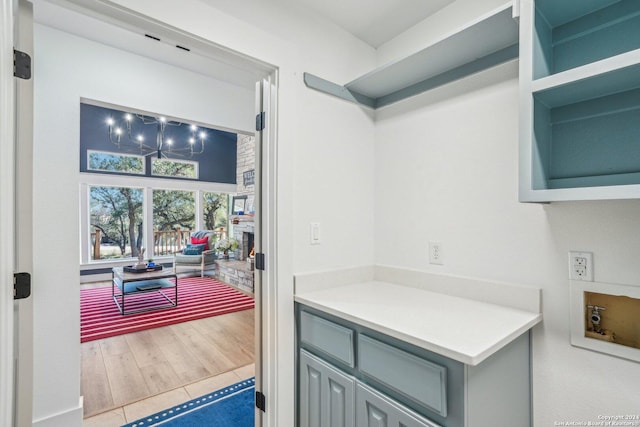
152,190,195,256
203,192,228,230
151,158,197,179
89,186,144,260
81,103,237,264
88,150,144,174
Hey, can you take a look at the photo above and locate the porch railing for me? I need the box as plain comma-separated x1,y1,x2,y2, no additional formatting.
153,228,192,256
91,227,227,260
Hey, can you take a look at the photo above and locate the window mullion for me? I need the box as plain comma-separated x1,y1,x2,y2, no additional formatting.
196,190,203,231
144,187,154,259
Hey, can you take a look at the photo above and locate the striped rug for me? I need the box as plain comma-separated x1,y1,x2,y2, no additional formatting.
80,277,254,343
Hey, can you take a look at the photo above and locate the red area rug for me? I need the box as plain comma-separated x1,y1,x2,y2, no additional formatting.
80,277,254,343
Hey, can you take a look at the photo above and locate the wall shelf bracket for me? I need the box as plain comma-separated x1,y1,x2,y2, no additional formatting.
303,73,375,108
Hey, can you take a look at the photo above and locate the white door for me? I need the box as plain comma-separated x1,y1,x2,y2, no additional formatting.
0,1,34,426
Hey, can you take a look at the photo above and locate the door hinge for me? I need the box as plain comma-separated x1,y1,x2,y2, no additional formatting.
13,272,31,300
13,49,32,80
255,390,266,412
255,253,265,271
255,111,265,131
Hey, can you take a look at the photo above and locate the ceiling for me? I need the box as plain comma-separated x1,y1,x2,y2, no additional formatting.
271,0,455,47
34,0,271,89
35,0,457,90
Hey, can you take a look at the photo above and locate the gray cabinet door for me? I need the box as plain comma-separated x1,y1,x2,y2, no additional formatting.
356,383,442,427
300,349,355,427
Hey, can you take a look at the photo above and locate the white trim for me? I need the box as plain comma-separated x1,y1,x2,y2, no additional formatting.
261,72,282,427
82,182,233,263
0,2,16,426
79,171,236,193
143,186,153,258
32,399,83,427
35,2,279,425
80,183,89,264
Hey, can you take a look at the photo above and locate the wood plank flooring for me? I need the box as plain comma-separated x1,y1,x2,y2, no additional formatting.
83,364,255,427
81,306,255,418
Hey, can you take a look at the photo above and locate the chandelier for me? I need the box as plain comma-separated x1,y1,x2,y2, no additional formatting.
106,113,206,159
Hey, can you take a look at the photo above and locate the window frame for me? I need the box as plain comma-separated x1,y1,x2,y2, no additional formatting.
151,157,199,179
88,183,145,261
79,172,235,266
87,149,146,175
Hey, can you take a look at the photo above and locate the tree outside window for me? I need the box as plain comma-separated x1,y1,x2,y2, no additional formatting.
203,192,228,231
153,190,196,231
90,186,143,260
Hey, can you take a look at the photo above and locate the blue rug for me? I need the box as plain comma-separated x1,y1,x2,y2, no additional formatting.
122,378,255,427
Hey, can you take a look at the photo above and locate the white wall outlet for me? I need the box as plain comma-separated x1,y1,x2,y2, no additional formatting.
568,251,593,281
310,222,321,245
429,241,443,265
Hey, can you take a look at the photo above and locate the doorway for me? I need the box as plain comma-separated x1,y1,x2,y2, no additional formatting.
25,0,277,425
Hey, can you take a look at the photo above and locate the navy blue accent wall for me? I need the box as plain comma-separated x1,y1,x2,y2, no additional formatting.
80,103,237,184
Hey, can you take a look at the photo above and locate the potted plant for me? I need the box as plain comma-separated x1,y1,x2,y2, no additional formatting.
215,238,239,259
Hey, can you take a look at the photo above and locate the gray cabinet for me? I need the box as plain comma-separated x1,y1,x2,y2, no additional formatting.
300,349,355,427
358,335,447,418
297,305,532,427
356,383,441,427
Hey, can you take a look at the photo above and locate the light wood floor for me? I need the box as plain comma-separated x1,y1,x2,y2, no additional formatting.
81,302,255,418
83,364,255,426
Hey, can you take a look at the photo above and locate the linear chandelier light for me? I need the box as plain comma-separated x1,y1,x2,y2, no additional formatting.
106,113,206,158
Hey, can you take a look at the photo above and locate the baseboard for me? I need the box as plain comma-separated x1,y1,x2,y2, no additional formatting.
32,397,83,427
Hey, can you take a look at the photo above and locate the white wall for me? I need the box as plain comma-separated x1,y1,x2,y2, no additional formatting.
32,0,377,425
32,19,256,425
376,0,511,66
36,0,640,425
374,61,640,424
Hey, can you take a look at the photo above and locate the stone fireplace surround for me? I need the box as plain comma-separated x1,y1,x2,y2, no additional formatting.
233,218,255,261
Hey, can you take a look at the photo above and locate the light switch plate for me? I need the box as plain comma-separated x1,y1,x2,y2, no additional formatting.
310,223,321,245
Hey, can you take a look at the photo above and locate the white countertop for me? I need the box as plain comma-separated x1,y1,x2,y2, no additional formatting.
294,281,542,366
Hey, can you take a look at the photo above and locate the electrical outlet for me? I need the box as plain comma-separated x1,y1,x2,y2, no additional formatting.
429,241,443,265
568,251,593,281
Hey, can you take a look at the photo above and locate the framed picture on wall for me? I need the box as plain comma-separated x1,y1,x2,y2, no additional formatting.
232,195,247,214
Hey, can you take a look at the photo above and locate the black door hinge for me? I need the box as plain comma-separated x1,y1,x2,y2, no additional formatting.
255,253,265,271
255,112,265,131
255,390,266,412
14,272,31,300
13,49,31,80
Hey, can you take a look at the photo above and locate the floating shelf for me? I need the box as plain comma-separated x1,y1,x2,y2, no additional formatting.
304,3,519,109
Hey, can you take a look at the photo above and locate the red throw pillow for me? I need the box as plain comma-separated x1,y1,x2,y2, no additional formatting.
190,235,209,250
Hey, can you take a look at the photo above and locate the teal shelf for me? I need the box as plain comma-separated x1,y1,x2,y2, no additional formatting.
533,61,640,108
304,3,518,109
533,0,640,79
520,0,640,201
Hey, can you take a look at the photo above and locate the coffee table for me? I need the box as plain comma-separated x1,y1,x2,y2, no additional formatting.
112,267,178,315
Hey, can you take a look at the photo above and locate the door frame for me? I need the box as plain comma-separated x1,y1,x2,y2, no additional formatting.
0,0,17,424
62,4,279,425
13,1,34,425
1,0,280,425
